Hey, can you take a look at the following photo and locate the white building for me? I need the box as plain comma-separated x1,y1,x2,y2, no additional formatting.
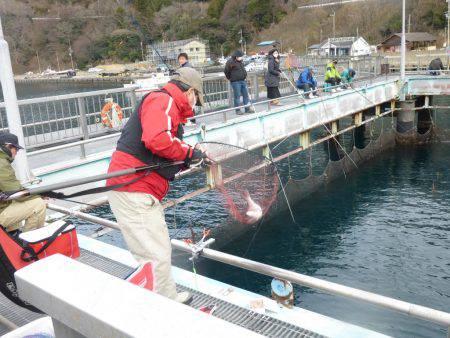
147,38,210,67
308,37,371,57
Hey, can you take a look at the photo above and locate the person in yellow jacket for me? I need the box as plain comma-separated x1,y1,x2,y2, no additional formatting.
0,132,46,235
324,59,342,92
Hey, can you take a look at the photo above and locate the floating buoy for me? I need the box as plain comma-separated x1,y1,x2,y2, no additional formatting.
271,278,294,309
100,98,123,129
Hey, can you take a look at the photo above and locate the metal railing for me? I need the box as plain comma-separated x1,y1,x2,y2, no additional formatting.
0,87,138,152
0,56,386,154
47,203,450,336
25,73,391,162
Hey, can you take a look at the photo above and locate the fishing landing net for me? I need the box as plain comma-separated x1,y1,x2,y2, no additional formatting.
160,142,280,257
200,142,280,226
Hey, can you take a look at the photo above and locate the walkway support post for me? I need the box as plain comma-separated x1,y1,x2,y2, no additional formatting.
396,99,415,133
354,112,363,126
0,17,33,183
299,131,311,149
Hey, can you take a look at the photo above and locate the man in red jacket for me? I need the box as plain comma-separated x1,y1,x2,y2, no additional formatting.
107,67,206,304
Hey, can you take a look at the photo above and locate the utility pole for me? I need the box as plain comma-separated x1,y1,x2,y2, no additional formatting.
56,53,61,71
400,0,406,81
447,0,449,48
331,11,336,38
140,40,145,62
68,41,74,70
239,29,244,53
447,0,449,69
0,16,33,183
36,50,42,73
320,27,323,42
408,14,411,33
356,27,359,37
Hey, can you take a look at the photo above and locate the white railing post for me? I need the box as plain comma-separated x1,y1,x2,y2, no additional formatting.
0,16,33,183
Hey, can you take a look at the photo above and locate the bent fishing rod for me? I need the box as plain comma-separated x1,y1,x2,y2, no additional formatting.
1,160,185,202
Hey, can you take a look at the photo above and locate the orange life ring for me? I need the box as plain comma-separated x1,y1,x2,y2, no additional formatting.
100,101,123,128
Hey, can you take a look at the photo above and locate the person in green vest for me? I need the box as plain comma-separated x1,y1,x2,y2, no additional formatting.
0,132,46,235
324,59,342,92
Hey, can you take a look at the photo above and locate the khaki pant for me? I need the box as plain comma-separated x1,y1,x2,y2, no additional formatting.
107,191,178,300
0,197,46,232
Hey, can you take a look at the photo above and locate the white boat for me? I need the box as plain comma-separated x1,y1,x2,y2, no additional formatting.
124,72,171,99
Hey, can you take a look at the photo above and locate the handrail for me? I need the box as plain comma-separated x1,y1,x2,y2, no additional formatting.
26,76,391,157
28,132,121,156
0,86,139,108
46,203,450,332
187,75,392,122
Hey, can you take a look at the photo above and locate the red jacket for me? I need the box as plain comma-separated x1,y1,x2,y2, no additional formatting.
106,83,194,200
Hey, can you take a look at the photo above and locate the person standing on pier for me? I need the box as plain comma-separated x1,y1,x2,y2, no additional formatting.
224,50,252,114
265,49,282,106
106,67,207,305
0,132,46,235
178,53,192,68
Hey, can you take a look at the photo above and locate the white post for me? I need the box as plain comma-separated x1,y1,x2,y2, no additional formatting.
400,0,406,81
0,17,33,183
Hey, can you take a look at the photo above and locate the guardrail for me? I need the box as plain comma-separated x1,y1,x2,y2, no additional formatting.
0,56,384,153
0,87,138,153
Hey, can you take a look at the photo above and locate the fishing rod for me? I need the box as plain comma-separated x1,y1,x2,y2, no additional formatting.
1,161,185,202
125,0,175,74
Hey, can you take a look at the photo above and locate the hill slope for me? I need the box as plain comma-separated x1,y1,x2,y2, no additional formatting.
0,0,446,72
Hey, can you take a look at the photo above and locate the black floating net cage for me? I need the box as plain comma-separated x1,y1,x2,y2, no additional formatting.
200,142,280,225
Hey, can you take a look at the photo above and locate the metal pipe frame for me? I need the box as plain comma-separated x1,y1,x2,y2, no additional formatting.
171,239,450,329
45,203,450,332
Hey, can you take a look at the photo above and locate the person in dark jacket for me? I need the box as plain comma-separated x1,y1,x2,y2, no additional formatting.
265,49,282,105
224,50,251,114
178,53,192,68
296,67,318,98
428,58,444,75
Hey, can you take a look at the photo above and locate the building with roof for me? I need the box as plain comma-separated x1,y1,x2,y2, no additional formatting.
147,38,210,67
256,40,279,54
377,32,437,52
308,37,371,57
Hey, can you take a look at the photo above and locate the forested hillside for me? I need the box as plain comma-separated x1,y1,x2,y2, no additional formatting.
0,0,446,73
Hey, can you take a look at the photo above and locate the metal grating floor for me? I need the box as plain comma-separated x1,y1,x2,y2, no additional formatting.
0,249,327,337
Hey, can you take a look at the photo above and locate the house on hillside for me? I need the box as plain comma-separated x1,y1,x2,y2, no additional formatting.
307,44,321,56
308,37,371,57
147,38,210,66
256,40,279,54
377,32,437,52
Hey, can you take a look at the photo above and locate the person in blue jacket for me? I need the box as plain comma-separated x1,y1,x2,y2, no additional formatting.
296,67,318,98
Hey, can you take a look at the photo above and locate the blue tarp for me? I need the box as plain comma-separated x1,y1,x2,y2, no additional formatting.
257,41,277,46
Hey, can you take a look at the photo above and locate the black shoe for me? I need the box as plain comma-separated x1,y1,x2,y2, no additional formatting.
236,110,245,115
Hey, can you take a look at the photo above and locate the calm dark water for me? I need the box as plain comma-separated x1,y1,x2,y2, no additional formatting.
202,143,450,338
77,141,450,338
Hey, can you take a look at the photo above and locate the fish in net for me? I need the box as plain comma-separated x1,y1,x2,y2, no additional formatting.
200,142,279,225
